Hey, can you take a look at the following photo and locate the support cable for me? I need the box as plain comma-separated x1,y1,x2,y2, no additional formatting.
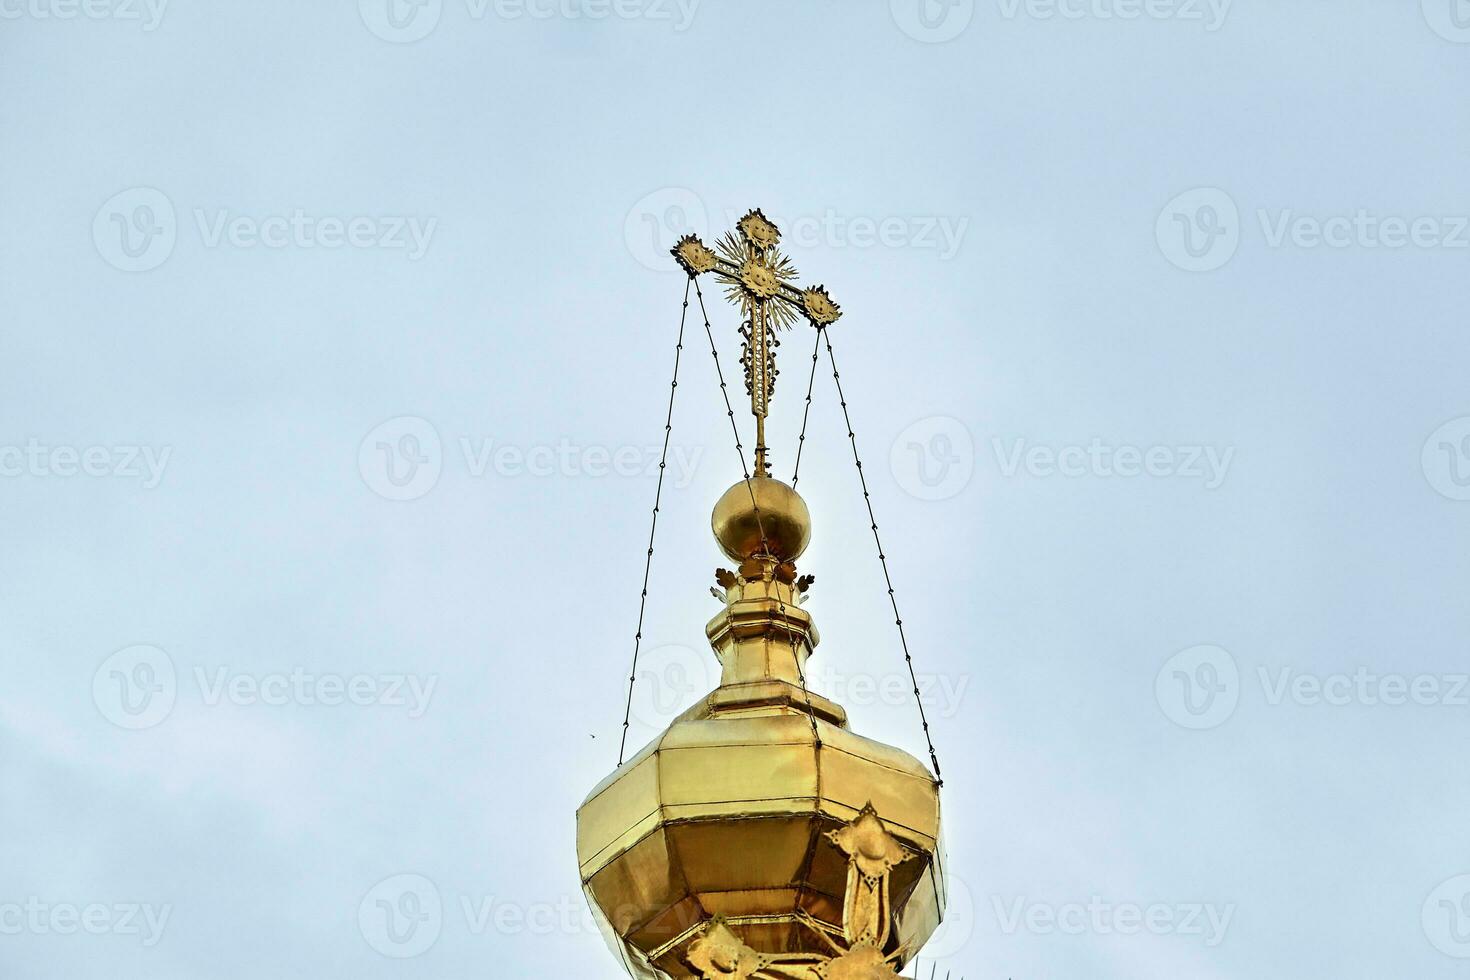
789,328,822,488
822,328,943,786
617,278,691,766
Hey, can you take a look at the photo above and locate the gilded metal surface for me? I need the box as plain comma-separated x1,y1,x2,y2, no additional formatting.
682,807,912,980
670,207,842,475
579,478,945,978
675,234,720,276
583,220,943,978
800,287,841,327
737,208,782,251
711,476,811,563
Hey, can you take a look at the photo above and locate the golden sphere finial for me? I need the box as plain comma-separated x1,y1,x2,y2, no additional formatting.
712,476,811,563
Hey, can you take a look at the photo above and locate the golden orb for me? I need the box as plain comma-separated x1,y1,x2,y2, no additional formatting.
711,476,811,562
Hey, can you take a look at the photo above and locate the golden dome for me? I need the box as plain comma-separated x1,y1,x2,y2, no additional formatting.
711,476,811,563
581,206,945,980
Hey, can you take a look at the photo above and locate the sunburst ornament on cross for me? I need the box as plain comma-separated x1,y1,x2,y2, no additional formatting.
673,208,842,477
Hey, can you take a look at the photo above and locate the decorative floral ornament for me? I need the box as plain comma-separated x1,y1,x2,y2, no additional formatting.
687,920,766,980
828,804,909,880
738,208,782,250
739,257,783,300
801,286,842,326
673,234,718,276
817,946,902,980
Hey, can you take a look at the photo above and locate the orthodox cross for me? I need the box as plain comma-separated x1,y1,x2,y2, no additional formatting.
673,209,843,478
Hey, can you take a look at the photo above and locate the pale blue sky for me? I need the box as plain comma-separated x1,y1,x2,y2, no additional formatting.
3,1,1470,977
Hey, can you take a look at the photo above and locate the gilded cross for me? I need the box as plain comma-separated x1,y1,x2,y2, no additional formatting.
672,209,842,478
